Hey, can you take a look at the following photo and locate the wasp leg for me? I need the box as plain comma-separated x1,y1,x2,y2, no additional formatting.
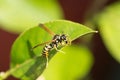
65,34,71,45
68,38,71,45
46,56,48,68
43,52,49,68
54,47,65,54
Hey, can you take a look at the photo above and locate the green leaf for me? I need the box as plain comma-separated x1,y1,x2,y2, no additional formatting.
96,2,120,63
42,45,94,80
0,0,63,33
10,20,96,80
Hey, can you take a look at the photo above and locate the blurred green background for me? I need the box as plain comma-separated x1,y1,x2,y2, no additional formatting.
0,0,120,80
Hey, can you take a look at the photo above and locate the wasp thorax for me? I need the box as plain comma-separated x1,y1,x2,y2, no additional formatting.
53,34,60,40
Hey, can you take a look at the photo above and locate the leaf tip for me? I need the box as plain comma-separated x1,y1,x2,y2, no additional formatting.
95,30,98,33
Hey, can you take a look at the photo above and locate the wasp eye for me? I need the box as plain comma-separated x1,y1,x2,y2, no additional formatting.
65,41,68,44
61,34,66,40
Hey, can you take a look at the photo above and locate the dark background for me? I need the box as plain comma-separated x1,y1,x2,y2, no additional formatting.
0,0,120,80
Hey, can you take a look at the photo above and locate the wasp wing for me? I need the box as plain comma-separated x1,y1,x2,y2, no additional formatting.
31,40,55,50
39,24,55,36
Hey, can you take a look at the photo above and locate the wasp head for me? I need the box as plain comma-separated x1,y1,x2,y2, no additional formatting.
60,34,71,45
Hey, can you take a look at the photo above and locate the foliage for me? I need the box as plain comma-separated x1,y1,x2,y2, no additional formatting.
95,2,120,63
42,45,94,80
0,20,96,80
3,0,120,80
0,0,63,33
10,20,96,80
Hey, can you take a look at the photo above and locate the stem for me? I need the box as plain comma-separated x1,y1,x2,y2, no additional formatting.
0,59,33,80
0,69,14,80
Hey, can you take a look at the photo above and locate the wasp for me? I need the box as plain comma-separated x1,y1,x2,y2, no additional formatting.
32,24,71,66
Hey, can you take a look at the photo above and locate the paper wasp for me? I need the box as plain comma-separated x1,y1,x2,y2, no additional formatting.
32,24,71,66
